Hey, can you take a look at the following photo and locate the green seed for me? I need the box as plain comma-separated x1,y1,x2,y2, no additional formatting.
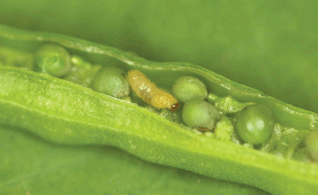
91,66,130,98
34,44,71,77
236,104,274,145
172,76,208,103
182,100,220,130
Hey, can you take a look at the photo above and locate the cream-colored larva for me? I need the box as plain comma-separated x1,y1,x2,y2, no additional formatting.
128,69,179,111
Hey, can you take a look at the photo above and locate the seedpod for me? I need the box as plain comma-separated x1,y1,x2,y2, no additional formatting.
0,24,317,195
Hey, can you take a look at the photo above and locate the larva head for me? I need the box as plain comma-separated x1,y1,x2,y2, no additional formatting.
171,103,179,112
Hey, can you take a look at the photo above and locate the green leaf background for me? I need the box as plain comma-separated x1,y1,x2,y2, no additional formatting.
0,0,317,194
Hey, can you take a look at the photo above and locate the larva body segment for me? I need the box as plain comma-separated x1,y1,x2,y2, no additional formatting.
128,69,179,111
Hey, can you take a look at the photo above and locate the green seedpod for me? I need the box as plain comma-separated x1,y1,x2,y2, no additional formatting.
34,44,71,77
1,24,318,195
91,66,130,98
172,76,208,103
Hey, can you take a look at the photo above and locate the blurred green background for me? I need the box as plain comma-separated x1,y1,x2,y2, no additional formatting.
1,1,317,194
